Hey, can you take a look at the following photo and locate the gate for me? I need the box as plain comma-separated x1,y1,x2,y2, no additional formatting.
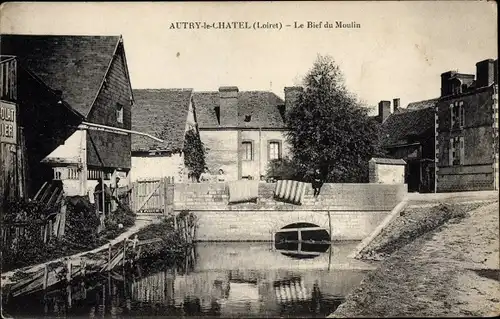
130,177,174,215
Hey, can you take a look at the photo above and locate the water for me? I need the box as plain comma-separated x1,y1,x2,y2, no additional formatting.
3,241,373,318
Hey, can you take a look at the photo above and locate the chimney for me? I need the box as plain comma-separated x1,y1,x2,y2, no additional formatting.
378,100,391,123
218,86,239,126
495,60,498,84
476,59,496,88
440,71,456,96
284,86,303,114
393,98,400,113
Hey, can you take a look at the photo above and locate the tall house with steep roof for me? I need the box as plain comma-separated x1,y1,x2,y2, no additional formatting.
1,34,134,197
436,59,499,191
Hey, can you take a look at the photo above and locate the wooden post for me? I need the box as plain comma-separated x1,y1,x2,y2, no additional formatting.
67,282,72,309
108,243,112,269
122,238,127,267
328,211,332,271
328,211,332,242
81,260,86,276
163,177,167,215
67,260,72,282
43,264,48,290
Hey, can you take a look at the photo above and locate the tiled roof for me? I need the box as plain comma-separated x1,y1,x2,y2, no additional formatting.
381,106,435,147
131,89,193,152
193,91,286,128
405,98,439,112
369,157,406,165
0,34,121,117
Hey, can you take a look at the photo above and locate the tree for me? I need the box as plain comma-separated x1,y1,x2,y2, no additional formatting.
286,55,382,183
183,129,206,181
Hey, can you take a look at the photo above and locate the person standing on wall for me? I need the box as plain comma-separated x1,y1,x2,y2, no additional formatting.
311,168,324,198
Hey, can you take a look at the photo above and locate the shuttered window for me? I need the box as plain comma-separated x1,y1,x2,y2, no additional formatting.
242,141,253,160
459,136,465,165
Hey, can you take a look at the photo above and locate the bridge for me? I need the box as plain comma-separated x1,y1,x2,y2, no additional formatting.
172,182,407,242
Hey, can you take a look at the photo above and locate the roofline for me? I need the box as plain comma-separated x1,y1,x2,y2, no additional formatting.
179,91,195,151
86,36,122,117
0,56,17,64
119,35,135,104
199,126,289,131
384,142,422,148
18,62,85,121
131,149,181,154
438,83,497,101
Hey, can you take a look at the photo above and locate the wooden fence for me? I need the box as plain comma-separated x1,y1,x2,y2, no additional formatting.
1,202,67,252
130,177,174,215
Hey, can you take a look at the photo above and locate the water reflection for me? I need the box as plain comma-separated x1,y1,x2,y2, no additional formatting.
3,242,371,318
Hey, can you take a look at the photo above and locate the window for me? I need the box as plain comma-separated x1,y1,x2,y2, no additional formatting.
459,101,465,128
116,103,124,124
242,141,253,160
450,101,465,129
449,136,465,166
268,141,281,160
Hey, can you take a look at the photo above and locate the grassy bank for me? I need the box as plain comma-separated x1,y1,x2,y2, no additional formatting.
357,201,491,261
331,200,499,317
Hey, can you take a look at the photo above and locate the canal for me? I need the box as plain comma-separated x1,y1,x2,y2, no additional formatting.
3,241,374,318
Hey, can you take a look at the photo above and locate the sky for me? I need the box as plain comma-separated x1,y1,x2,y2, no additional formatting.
1,1,497,114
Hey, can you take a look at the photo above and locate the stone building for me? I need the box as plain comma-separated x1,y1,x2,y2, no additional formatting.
377,98,437,192
435,58,499,191
1,35,135,197
193,86,302,181
130,89,198,182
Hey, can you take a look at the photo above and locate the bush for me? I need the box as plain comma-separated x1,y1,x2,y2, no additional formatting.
101,205,136,240
64,196,101,248
265,157,303,181
1,196,101,272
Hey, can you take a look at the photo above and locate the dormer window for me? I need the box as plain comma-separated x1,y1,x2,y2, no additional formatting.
116,103,124,124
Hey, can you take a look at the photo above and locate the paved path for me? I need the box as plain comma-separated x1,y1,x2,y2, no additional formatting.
331,200,500,317
407,190,498,204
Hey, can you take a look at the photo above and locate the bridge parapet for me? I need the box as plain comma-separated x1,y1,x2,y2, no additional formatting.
174,182,407,212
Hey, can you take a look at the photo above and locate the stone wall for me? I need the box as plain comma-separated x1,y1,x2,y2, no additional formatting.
174,182,407,211
369,158,406,184
436,86,498,191
173,182,407,241
199,129,290,181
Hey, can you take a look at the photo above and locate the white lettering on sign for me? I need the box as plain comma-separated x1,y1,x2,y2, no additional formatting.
0,101,17,144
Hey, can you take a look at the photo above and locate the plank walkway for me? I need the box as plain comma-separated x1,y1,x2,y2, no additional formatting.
1,218,159,288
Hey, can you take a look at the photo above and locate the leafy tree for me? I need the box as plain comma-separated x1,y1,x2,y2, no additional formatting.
286,55,383,183
183,129,206,181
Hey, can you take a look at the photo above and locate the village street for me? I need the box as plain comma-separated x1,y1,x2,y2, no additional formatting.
331,196,500,317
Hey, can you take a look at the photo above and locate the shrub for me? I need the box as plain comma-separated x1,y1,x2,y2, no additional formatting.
64,196,101,248
265,157,303,181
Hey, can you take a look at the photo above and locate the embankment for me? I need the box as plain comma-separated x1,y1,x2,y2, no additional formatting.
330,200,499,317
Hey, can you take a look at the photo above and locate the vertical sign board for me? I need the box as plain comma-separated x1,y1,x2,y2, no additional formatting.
0,101,17,145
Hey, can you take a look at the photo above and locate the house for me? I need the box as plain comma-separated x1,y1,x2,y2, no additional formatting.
377,98,437,192
130,89,198,182
192,86,302,181
1,35,135,199
435,58,499,191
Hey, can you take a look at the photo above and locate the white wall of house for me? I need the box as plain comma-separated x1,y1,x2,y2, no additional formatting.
131,152,185,182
